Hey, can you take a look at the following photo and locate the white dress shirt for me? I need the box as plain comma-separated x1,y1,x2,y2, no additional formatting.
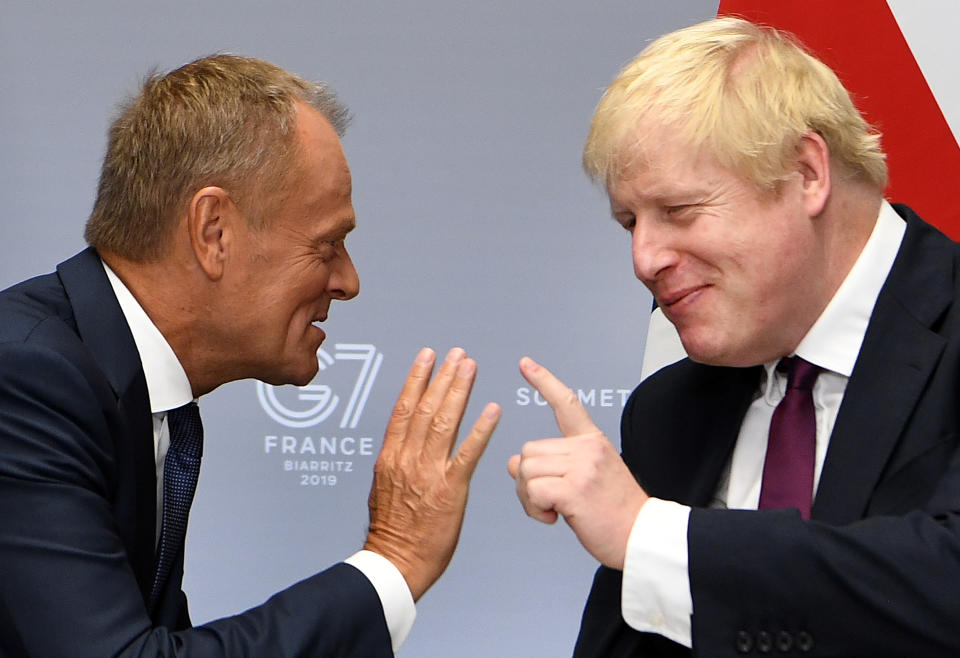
102,261,414,651
621,201,906,647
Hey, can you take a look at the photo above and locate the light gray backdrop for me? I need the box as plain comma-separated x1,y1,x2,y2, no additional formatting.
1,2,719,656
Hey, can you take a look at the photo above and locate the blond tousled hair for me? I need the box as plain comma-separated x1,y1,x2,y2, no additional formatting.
583,17,887,192
84,54,349,260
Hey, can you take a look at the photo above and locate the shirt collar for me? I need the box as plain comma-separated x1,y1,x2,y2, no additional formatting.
101,260,194,413
760,200,906,388
794,200,905,376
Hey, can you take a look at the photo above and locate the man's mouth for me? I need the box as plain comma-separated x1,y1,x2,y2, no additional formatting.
658,285,707,308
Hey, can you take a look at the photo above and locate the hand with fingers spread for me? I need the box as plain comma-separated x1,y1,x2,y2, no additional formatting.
508,356,648,570
364,347,501,601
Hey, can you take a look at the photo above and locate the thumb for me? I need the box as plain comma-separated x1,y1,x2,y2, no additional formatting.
507,454,520,479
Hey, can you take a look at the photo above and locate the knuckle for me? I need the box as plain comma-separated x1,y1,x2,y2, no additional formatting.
584,432,608,453
526,479,546,506
515,465,529,485
392,398,415,420
415,400,436,419
453,445,473,470
515,457,527,477
580,462,600,486
430,412,453,435
373,457,392,476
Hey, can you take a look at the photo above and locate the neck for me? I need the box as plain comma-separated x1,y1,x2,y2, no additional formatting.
101,250,227,397
818,182,884,302
775,182,883,360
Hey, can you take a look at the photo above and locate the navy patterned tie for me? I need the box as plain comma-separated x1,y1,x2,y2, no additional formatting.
150,401,203,608
758,357,819,520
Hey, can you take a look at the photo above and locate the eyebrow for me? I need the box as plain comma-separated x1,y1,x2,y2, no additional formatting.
325,216,356,241
613,185,714,210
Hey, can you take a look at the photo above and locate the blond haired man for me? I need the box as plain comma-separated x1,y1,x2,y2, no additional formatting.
510,17,960,656
0,55,500,656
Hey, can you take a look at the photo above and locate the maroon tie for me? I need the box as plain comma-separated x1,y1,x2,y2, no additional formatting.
758,357,820,519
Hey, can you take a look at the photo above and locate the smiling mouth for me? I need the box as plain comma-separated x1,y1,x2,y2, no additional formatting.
309,318,329,339
659,285,707,308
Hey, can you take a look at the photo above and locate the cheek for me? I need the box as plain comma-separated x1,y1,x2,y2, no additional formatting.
735,220,812,288
769,230,819,288
736,260,800,316
282,298,316,328
283,274,332,322
733,245,820,338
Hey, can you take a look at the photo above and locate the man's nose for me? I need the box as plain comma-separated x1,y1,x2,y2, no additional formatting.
631,220,678,284
330,249,360,300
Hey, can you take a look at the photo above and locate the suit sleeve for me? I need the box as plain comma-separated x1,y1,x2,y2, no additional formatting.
688,499,960,656
0,339,393,657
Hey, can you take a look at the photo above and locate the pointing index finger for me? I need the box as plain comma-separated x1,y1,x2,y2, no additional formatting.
519,356,598,436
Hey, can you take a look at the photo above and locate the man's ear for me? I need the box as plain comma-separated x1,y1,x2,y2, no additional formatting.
186,186,237,281
796,131,831,217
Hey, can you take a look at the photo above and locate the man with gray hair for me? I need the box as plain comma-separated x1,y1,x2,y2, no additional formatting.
510,17,960,656
0,54,500,656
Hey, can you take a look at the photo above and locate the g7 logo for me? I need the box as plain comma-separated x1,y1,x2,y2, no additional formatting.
257,344,383,429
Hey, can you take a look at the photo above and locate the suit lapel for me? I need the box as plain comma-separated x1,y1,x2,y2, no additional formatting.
56,248,157,598
813,207,953,524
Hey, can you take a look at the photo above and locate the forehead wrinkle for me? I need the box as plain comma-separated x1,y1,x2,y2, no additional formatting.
298,162,354,231
621,143,738,203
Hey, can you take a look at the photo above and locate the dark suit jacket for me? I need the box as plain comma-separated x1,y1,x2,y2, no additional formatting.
0,248,393,656
574,205,960,657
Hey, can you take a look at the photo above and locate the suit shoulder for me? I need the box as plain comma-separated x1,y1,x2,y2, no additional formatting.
623,359,749,414
0,270,76,345
0,271,105,400
620,360,760,452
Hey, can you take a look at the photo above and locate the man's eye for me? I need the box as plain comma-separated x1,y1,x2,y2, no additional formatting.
665,204,699,219
317,240,343,261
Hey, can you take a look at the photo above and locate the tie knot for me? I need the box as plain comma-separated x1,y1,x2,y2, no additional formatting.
167,402,203,459
780,356,820,391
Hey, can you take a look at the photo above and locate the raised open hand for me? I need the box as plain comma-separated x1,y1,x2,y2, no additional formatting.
365,347,500,600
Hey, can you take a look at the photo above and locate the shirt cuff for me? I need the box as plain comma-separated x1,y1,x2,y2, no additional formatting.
344,550,416,652
621,497,693,647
